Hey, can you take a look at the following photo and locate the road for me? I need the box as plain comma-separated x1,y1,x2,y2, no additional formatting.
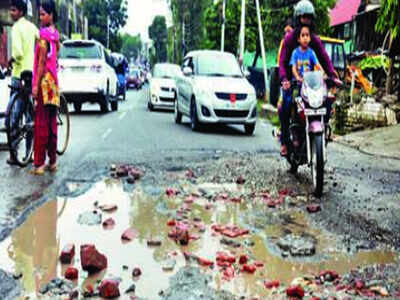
0,86,275,239
0,86,400,299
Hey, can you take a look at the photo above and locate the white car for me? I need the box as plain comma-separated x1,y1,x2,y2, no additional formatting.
148,63,182,111
59,40,119,113
175,50,257,135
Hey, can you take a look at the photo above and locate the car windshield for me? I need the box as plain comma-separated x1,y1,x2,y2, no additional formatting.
197,53,243,77
153,65,181,78
59,43,101,59
304,71,323,90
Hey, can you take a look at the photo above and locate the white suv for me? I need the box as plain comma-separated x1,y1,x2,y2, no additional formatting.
175,50,257,135
59,40,118,113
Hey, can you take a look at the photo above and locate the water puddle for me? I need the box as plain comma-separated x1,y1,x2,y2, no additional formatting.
0,178,397,299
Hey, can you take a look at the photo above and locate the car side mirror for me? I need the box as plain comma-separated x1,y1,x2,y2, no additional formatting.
183,67,193,76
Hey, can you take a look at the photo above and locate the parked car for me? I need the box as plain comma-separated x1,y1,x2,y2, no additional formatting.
126,68,143,90
59,40,118,113
175,50,257,135
148,63,182,111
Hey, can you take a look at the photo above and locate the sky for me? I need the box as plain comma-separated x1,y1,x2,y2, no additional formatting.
123,0,172,42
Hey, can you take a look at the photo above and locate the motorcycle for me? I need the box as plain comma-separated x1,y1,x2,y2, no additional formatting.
285,71,340,197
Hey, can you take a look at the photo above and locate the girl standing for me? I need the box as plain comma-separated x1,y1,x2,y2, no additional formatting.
32,1,60,175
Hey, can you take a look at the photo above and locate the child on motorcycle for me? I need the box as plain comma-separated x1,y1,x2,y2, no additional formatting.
290,25,322,86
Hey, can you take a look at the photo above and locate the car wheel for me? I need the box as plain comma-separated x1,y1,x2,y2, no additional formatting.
190,99,201,131
111,100,118,111
148,101,154,111
73,102,82,113
174,100,182,124
101,83,110,113
244,123,256,135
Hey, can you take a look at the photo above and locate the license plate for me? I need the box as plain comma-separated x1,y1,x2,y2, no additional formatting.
304,108,326,116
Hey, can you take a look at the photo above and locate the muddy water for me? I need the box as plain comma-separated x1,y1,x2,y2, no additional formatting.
0,179,397,299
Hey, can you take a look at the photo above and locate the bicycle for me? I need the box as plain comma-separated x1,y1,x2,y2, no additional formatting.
1,70,70,167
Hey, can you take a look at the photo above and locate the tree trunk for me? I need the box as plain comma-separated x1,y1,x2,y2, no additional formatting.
386,59,393,95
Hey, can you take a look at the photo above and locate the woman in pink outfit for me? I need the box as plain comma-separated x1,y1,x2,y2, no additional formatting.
32,1,60,175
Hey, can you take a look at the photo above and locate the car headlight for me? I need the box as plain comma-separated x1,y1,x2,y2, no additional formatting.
151,82,160,94
196,86,211,99
247,93,257,102
308,89,324,108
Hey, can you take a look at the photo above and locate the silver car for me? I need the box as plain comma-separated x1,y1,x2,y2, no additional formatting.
174,50,257,135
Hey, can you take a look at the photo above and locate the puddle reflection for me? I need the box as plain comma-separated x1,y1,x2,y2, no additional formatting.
0,179,397,299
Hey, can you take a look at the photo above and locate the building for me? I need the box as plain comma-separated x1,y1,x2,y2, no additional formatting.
0,0,88,68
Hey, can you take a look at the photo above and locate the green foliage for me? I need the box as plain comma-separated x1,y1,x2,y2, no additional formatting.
149,16,168,63
169,0,213,63
360,55,390,70
203,0,336,55
82,0,128,51
376,0,399,39
121,34,142,60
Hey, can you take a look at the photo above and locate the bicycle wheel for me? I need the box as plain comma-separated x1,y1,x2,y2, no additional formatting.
57,94,70,155
6,94,34,167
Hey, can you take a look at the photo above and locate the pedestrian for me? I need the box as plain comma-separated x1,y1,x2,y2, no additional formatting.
31,0,60,175
6,0,38,165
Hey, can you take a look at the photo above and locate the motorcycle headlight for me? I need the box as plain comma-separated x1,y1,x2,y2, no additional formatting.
308,89,324,108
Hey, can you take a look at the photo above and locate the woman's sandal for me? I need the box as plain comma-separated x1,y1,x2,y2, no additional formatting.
30,166,45,176
46,164,58,173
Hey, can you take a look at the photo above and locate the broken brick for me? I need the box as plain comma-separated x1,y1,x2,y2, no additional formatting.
286,285,305,298
98,279,120,299
65,267,78,280
80,244,107,274
264,280,280,289
121,228,137,241
242,264,256,274
60,244,75,264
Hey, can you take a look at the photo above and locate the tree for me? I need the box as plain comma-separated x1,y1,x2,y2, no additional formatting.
168,0,213,63
203,0,336,56
149,16,168,63
375,0,399,94
121,34,142,60
82,0,128,51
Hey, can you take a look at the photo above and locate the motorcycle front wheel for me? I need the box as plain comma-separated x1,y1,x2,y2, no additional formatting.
311,133,324,197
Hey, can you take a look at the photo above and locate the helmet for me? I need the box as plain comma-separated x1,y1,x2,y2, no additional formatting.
294,0,315,18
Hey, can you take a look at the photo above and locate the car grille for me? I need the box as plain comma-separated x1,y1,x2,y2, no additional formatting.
214,110,249,118
160,97,175,102
215,93,247,100
161,87,175,92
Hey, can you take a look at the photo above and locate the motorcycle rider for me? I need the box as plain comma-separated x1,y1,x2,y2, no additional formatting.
278,0,337,156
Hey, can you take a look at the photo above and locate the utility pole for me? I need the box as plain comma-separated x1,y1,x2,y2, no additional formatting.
238,0,246,64
221,0,226,52
182,19,185,59
107,16,110,49
255,0,268,100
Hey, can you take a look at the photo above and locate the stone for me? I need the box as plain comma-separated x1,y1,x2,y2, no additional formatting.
306,204,321,213
77,210,102,226
64,267,78,280
236,175,246,185
132,268,142,277
147,240,162,247
125,284,136,293
161,258,176,271
264,280,280,289
239,255,248,265
127,176,136,184
69,289,79,299
128,168,143,180
98,279,120,299
121,228,137,241
385,108,398,125
80,244,108,274
241,264,256,274
277,234,316,257
99,204,118,212
60,244,75,264
102,218,116,230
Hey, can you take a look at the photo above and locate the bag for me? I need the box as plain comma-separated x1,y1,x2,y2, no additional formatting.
41,72,60,107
